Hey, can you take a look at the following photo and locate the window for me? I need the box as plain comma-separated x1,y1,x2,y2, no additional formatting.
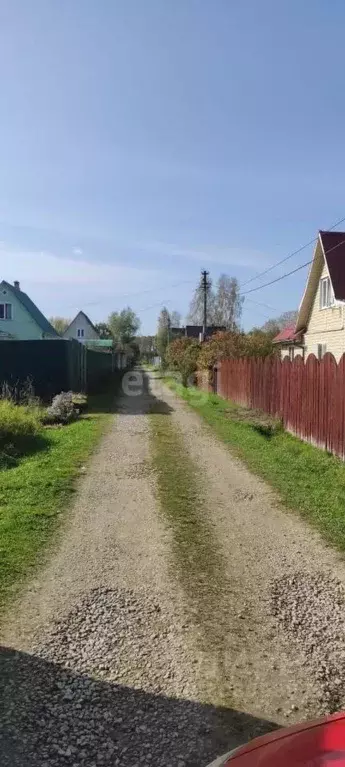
77,328,84,338
317,343,327,360
0,303,12,320
320,277,334,309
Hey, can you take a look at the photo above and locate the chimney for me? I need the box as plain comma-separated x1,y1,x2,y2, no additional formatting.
13,280,20,290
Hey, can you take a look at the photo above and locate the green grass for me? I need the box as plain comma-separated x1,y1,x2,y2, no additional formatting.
149,410,232,703
164,377,345,553
0,389,115,614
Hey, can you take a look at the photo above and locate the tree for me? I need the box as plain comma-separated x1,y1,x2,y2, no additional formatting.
137,335,157,361
108,307,140,345
187,272,242,329
170,310,182,328
187,277,215,325
156,307,170,368
94,322,112,339
213,275,242,331
49,316,71,335
261,310,297,336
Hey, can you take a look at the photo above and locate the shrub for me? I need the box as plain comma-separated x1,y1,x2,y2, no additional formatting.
167,338,201,387
0,399,43,467
71,392,88,412
43,391,77,425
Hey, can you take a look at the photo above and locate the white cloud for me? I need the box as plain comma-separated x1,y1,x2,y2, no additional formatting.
72,246,83,255
136,240,267,268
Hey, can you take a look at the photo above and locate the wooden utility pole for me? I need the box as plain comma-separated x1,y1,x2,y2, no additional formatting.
201,270,209,341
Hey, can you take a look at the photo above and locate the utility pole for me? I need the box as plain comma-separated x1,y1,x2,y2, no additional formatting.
201,270,209,341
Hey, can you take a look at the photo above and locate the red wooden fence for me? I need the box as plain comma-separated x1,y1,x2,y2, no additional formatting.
215,353,345,459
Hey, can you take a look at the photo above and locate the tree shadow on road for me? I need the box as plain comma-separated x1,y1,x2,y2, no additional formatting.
115,370,175,416
0,645,277,767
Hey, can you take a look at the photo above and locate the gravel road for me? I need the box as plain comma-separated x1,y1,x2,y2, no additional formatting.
2,370,345,765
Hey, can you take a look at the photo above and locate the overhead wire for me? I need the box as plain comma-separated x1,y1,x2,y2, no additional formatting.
240,214,345,289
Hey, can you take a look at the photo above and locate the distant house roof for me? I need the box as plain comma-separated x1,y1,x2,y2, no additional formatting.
296,230,345,332
272,325,304,344
184,325,226,338
2,281,59,337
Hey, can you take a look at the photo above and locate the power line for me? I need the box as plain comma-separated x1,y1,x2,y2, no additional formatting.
240,233,345,297
240,259,312,296
241,214,345,288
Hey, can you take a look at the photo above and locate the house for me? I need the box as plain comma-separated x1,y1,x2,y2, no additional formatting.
272,325,304,360
170,325,226,340
63,311,112,349
296,230,345,361
0,280,59,340
273,230,345,362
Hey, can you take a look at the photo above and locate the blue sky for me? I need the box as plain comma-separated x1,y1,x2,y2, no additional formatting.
0,0,345,332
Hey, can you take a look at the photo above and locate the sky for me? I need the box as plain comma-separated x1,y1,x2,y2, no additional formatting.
1,0,345,333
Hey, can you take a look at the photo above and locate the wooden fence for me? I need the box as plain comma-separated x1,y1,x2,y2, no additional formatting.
213,353,345,459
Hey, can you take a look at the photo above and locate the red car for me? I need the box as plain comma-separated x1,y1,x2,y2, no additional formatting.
208,711,345,766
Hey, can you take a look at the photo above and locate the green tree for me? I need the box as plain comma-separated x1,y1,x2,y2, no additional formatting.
94,322,112,339
108,307,140,345
137,335,157,361
49,316,71,335
156,307,170,368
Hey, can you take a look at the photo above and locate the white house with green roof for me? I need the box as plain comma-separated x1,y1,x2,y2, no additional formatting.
0,280,59,340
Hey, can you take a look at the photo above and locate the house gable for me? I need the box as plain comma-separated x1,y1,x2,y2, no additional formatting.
63,311,100,342
295,234,345,361
0,281,57,340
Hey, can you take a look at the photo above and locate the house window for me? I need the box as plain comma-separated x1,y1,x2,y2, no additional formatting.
0,303,12,320
320,277,334,308
317,343,327,360
77,328,84,338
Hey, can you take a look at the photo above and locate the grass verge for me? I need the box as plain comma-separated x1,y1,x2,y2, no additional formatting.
164,377,345,553
0,384,116,615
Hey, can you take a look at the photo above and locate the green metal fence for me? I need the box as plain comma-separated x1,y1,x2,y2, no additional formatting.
0,339,114,400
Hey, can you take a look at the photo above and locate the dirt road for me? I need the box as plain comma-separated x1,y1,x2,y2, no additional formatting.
2,371,345,766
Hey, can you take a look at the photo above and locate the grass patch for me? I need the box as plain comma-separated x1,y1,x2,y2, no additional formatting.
149,410,231,703
164,377,345,553
0,384,116,614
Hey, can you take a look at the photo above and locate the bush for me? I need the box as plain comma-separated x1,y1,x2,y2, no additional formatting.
166,338,201,387
71,392,88,412
43,391,77,425
0,399,43,467
0,399,41,438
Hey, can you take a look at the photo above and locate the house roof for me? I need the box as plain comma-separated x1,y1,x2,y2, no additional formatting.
1,281,59,336
319,230,345,300
272,325,303,344
296,230,345,332
63,310,100,338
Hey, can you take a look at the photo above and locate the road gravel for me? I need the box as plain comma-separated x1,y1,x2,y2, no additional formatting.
2,371,345,766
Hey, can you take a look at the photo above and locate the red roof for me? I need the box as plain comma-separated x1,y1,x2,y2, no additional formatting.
320,230,345,301
272,325,303,344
